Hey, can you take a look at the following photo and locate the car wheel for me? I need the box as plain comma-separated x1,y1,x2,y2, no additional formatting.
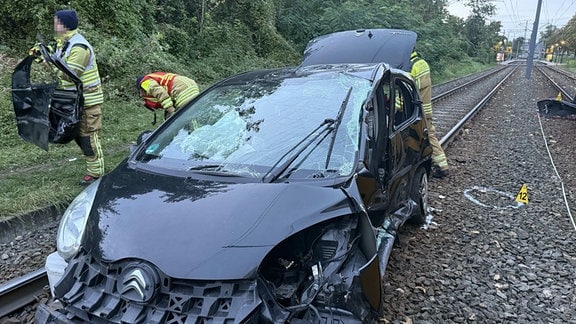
409,166,428,224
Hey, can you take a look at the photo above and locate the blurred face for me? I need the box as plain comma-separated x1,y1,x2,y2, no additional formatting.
54,16,68,36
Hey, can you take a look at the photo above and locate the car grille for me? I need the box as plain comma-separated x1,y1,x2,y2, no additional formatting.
55,252,260,323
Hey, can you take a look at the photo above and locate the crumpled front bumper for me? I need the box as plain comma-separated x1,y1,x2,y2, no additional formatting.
36,301,76,324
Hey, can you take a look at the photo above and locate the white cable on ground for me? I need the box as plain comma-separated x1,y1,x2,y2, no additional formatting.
536,113,576,231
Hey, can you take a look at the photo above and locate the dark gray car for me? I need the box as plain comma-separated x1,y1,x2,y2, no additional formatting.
36,29,432,323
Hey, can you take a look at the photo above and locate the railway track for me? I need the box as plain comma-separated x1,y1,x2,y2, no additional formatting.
536,65,576,101
431,64,518,145
0,268,48,318
1,61,573,322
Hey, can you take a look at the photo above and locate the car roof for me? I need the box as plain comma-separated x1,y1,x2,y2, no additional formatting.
300,29,417,72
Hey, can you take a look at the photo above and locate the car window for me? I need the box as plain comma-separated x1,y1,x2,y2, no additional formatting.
393,79,416,129
379,80,392,131
137,71,372,179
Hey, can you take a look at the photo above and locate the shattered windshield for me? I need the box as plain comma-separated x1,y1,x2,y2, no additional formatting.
137,69,372,179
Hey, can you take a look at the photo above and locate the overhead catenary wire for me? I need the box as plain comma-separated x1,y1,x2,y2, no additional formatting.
494,0,573,36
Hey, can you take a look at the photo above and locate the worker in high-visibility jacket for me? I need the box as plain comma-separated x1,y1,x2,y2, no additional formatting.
136,72,200,123
410,51,449,178
35,9,105,185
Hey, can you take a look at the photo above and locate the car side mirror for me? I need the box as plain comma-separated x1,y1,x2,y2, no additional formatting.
137,131,153,144
129,130,153,154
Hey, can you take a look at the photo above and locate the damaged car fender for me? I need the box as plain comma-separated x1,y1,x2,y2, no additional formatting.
79,166,378,280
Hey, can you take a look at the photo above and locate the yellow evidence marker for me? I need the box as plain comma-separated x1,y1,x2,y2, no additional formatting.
555,92,563,101
515,184,528,204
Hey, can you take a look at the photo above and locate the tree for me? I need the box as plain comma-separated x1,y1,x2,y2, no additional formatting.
460,0,500,62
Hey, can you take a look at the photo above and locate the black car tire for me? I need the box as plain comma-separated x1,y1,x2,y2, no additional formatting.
409,166,428,224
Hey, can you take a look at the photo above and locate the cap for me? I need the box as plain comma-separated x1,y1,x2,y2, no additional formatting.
55,9,78,30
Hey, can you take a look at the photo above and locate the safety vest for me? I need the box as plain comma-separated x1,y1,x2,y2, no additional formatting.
140,72,177,110
55,32,103,106
410,52,432,116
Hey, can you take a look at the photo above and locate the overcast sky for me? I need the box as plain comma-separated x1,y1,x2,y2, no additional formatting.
447,0,575,39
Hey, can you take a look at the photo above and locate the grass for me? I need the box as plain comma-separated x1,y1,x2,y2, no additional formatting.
433,59,496,84
0,96,155,219
561,57,576,73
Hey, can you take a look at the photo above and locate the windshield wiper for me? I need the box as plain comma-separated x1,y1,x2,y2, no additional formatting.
189,164,222,171
325,86,353,169
189,164,244,177
262,119,335,183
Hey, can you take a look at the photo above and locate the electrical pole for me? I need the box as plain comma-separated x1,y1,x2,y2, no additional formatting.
526,0,542,79
522,20,529,58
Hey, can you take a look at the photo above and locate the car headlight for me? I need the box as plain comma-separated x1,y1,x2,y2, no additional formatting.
57,179,100,260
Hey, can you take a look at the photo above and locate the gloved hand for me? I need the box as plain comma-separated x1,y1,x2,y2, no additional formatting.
164,106,176,120
28,42,54,63
28,43,41,57
28,44,44,63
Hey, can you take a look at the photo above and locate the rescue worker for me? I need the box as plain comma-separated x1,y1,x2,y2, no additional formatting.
31,9,105,185
136,72,200,123
410,50,449,178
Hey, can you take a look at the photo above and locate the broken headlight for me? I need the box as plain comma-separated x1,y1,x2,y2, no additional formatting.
57,179,99,260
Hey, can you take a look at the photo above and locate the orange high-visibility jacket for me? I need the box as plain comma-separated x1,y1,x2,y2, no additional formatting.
139,72,178,110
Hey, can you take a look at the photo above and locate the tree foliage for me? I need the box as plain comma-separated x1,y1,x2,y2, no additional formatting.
542,15,576,58
2,0,572,92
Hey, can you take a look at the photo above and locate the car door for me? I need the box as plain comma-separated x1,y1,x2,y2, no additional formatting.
11,42,83,151
357,69,395,215
386,74,422,212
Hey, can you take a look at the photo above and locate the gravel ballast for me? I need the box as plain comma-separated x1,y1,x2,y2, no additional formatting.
381,68,576,323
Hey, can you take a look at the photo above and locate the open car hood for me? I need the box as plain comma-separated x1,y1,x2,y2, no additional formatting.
301,29,417,71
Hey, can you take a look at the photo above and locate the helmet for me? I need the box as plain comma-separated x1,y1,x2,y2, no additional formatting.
135,75,144,90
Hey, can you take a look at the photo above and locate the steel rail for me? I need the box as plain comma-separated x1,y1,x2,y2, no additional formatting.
438,65,519,146
432,65,509,102
0,268,48,318
536,65,575,102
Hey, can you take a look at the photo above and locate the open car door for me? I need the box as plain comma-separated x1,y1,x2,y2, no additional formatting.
537,94,576,119
11,39,84,151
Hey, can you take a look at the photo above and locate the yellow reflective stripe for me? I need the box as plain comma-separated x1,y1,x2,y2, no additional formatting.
146,72,176,87
59,64,101,89
56,87,103,104
174,87,199,107
160,73,176,85
85,132,104,177
422,102,432,115
394,96,403,111
432,152,448,168
84,91,104,106
412,69,429,79
414,77,421,89
411,60,430,79
60,79,76,89
160,97,173,108
67,61,85,71
82,69,100,83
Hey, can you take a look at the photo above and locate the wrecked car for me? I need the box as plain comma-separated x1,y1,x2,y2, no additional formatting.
36,29,432,323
